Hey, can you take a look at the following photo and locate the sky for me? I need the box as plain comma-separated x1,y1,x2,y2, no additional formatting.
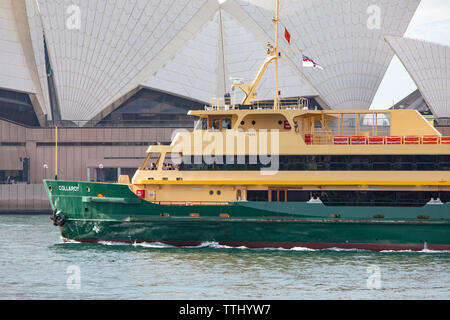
370,0,450,110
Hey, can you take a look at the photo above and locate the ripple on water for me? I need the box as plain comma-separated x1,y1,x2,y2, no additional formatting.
0,215,449,300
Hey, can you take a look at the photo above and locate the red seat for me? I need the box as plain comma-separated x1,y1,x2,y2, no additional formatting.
350,136,367,145
441,136,450,144
422,136,439,144
368,136,385,145
333,136,349,145
386,136,402,144
404,136,420,145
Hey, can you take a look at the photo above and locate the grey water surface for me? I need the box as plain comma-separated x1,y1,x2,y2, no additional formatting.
0,215,448,300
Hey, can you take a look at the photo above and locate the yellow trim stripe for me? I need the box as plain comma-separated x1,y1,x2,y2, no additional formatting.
138,180,449,186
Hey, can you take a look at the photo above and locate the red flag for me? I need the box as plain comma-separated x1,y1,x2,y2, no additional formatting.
284,27,291,44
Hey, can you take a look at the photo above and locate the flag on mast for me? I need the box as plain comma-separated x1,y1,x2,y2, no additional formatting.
302,55,324,70
284,27,291,44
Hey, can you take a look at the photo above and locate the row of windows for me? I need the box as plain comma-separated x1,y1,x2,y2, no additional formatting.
178,155,450,171
0,142,26,146
247,190,450,206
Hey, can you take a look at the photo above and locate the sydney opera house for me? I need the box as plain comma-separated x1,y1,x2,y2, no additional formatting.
0,0,449,211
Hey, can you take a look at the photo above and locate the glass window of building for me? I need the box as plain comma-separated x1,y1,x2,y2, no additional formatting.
0,89,40,127
98,88,208,127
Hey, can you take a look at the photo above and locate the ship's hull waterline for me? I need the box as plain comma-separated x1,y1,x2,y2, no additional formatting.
44,180,450,251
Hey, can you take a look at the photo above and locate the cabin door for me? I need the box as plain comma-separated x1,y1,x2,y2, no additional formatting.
269,188,287,202
147,189,156,201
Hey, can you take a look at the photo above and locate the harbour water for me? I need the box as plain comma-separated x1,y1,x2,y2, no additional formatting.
0,214,448,300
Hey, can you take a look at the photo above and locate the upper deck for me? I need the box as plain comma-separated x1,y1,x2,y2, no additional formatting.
186,100,444,149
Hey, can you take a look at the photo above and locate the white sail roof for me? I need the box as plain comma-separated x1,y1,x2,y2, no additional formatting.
25,0,51,117
219,5,317,101
144,9,221,104
143,5,317,106
0,0,45,104
34,0,212,121
385,36,450,118
1,0,435,123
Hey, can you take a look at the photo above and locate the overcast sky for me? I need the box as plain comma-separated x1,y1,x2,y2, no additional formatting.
370,0,450,109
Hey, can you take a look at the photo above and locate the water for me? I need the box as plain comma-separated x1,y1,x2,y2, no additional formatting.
0,215,449,300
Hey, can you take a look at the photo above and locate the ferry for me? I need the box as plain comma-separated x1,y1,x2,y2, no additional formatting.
44,0,450,251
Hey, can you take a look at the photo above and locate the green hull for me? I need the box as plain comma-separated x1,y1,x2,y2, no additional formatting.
43,180,450,251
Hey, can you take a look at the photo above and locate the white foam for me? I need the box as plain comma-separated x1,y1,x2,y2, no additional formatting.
98,241,120,246
59,238,450,253
290,247,317,252
132,241,174,248
380,249,450,254
60,237,81,244
187,241,244,249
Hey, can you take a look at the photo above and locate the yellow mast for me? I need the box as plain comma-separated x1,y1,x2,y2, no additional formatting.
273,0,280,110
231,0,281,109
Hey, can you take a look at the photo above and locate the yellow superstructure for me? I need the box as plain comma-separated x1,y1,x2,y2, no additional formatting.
125,0,449,205
128,107,450,203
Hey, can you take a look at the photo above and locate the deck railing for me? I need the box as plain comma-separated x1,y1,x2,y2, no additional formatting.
210,97,309,111
304,134,450,145
151,200,230,206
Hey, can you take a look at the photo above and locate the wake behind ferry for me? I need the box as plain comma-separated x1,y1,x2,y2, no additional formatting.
44,0,449,251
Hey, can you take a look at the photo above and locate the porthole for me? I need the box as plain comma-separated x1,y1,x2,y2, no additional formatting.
252,120,256,125
217,190,221,195
240,121,245,125
278,120,283,125
209,190,214,195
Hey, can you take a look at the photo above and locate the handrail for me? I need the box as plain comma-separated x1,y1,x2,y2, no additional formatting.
210,97,307,111
317,135,450,146
152,200,230,206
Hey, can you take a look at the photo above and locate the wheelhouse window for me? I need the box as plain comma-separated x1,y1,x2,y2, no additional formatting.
195,118,207,130
222,117,232,130
211,118,220,130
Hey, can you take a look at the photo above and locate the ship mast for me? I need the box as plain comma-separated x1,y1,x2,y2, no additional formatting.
273,0,280,110
232,0,281,110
